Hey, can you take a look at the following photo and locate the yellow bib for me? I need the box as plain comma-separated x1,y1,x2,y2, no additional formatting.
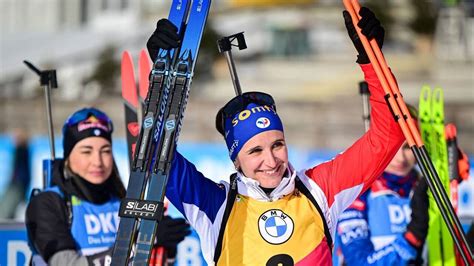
217,191,329,265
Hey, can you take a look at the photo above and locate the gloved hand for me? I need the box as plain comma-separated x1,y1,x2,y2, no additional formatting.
86,247,113,266
405,176,429,248
147,19,180,62
343,7,385,64
154,216,191,249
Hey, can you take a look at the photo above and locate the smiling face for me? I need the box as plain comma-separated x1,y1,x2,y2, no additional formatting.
234,130,288,188
385,142,416,176
68,137,113,185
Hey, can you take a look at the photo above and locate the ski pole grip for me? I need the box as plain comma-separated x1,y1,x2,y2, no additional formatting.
217,32,247,96
217,32,246,53
217,38,232,53
359,81,369,95
24,60,58,88
47,70,58,89
236,33,247,50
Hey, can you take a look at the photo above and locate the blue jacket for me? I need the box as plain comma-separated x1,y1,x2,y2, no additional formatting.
334,171,419,265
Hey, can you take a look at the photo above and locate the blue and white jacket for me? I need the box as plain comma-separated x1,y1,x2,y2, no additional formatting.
334,171,420,265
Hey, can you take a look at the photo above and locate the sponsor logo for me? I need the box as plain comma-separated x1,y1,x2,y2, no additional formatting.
84,212,118,235
258,209,294,244
232,105,276,127
339,210,364,220
256,117,270,129
229,140,239,156
339,221,369,244
197,0,204,12
368,246,395,264
165,119,176,131
154,84,171,141
388,204,411,233
127,122,140,136
93,129,101,136
119,199,162,220
388,204,411,224
77,116,110,132
144,116,154,129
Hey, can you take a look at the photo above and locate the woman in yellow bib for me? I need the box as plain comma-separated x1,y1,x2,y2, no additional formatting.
146,7,417,266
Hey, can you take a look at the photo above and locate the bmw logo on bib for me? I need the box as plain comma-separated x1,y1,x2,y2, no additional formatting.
258,209,294,244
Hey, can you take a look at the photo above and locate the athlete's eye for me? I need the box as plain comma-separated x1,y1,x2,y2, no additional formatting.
248,147,262,155
101,148,112,154
272,141,285,149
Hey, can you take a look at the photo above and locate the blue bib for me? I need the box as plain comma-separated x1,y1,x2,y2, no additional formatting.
46,186,120,256
367,191,411,248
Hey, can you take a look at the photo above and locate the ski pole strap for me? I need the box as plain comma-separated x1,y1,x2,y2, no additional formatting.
214,173,238,263
294,177,333,249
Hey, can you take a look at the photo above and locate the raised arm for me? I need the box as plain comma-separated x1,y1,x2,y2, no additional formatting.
304,7,404,230
305,63,404,235
166,151,227,227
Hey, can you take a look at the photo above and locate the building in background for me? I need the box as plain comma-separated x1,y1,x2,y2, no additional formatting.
0,0,473,153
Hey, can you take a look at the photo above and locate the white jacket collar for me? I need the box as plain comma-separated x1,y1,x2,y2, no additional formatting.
235,163,296,201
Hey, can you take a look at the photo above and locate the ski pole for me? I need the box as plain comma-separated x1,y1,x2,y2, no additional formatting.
345,0,467,260
217,32,247,96
446,123,460,184
446,123,471,265
139,49,152,126
24,60,58,189
342,1,473,263
359,81,370,132
347,1,473,263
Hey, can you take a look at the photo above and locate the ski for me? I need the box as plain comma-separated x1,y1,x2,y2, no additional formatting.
112,1,191,264
122,49,153,162
419,86,456,266
446,123,460,215
139,49,152,123
147,200,170,266
121,51,140,164
131,0,212,264
446,122,472,265
137,51,170,266
121,49,168,265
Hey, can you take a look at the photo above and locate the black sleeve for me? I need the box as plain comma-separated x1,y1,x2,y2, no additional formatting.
25,191,77,262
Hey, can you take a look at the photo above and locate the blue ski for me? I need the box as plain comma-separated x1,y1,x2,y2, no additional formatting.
131,0,212,264
111,1,191,264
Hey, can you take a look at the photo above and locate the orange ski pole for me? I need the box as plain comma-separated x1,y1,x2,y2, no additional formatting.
342,0,473,264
